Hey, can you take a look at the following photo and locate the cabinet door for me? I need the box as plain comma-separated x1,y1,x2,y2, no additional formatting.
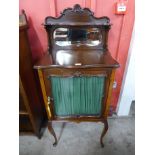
50,75,105,116
43,68,108,117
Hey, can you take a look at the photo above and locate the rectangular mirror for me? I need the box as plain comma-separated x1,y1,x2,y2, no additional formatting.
53,27,102,47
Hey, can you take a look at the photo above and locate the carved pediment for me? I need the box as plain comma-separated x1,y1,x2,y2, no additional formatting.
60,4,93,15
44,4,111,27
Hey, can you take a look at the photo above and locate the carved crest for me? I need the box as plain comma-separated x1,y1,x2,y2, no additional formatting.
60,4,94,16
44,4,111,27
71,4,84,13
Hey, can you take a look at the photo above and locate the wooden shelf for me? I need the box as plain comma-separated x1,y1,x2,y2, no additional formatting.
19,110,29,116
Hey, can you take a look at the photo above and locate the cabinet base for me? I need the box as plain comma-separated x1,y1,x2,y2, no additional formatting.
47,119,108,147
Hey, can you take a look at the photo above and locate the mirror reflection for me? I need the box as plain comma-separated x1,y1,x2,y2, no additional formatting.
53,28,102,47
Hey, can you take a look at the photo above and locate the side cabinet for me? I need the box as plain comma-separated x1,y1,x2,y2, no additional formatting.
34,4,119,147
19,11,47,138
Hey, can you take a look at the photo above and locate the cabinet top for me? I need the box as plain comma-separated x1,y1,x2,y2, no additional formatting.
34,4,119,69
34,51,119,69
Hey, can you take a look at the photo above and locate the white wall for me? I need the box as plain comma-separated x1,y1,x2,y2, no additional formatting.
117,30,135,116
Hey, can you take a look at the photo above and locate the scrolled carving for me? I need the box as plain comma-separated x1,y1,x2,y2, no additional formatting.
44,4,111,27
73,71,82,77
72,4,83,13
60,4,93,15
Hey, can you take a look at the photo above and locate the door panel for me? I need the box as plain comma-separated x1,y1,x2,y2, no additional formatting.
49,75,105,116
42,67,108,117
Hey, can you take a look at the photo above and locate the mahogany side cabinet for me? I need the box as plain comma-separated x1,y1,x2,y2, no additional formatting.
34,4,119,146
19,11,47,138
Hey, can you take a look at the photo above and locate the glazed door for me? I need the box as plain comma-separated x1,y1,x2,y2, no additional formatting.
49,75,105,116
43,68,108,118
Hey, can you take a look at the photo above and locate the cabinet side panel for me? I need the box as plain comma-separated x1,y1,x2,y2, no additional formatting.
104,69,116,117
20,29,47,137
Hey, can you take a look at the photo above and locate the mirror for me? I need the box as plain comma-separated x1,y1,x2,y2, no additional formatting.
53,28,102,47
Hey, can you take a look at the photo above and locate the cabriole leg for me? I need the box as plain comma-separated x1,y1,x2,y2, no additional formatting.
100,119,108,147
48,121,58,146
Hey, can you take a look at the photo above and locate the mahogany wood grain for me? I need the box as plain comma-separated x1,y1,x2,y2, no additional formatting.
34,51,119,69
100,120,108,147
19,76,37,133
104,69,116,117
38,69,52,119
34,4,119,146
19,11,47,138
48,122,58,146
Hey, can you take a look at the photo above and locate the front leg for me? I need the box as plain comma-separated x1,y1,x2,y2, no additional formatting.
48,121,58,146
100,119,108,147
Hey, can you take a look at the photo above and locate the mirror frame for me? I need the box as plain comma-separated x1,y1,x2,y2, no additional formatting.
44,4,111,54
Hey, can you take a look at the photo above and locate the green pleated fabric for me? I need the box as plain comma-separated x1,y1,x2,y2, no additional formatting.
50,76,105,116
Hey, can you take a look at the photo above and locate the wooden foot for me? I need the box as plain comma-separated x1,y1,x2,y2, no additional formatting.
48,122,58,146
100,119,108,147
